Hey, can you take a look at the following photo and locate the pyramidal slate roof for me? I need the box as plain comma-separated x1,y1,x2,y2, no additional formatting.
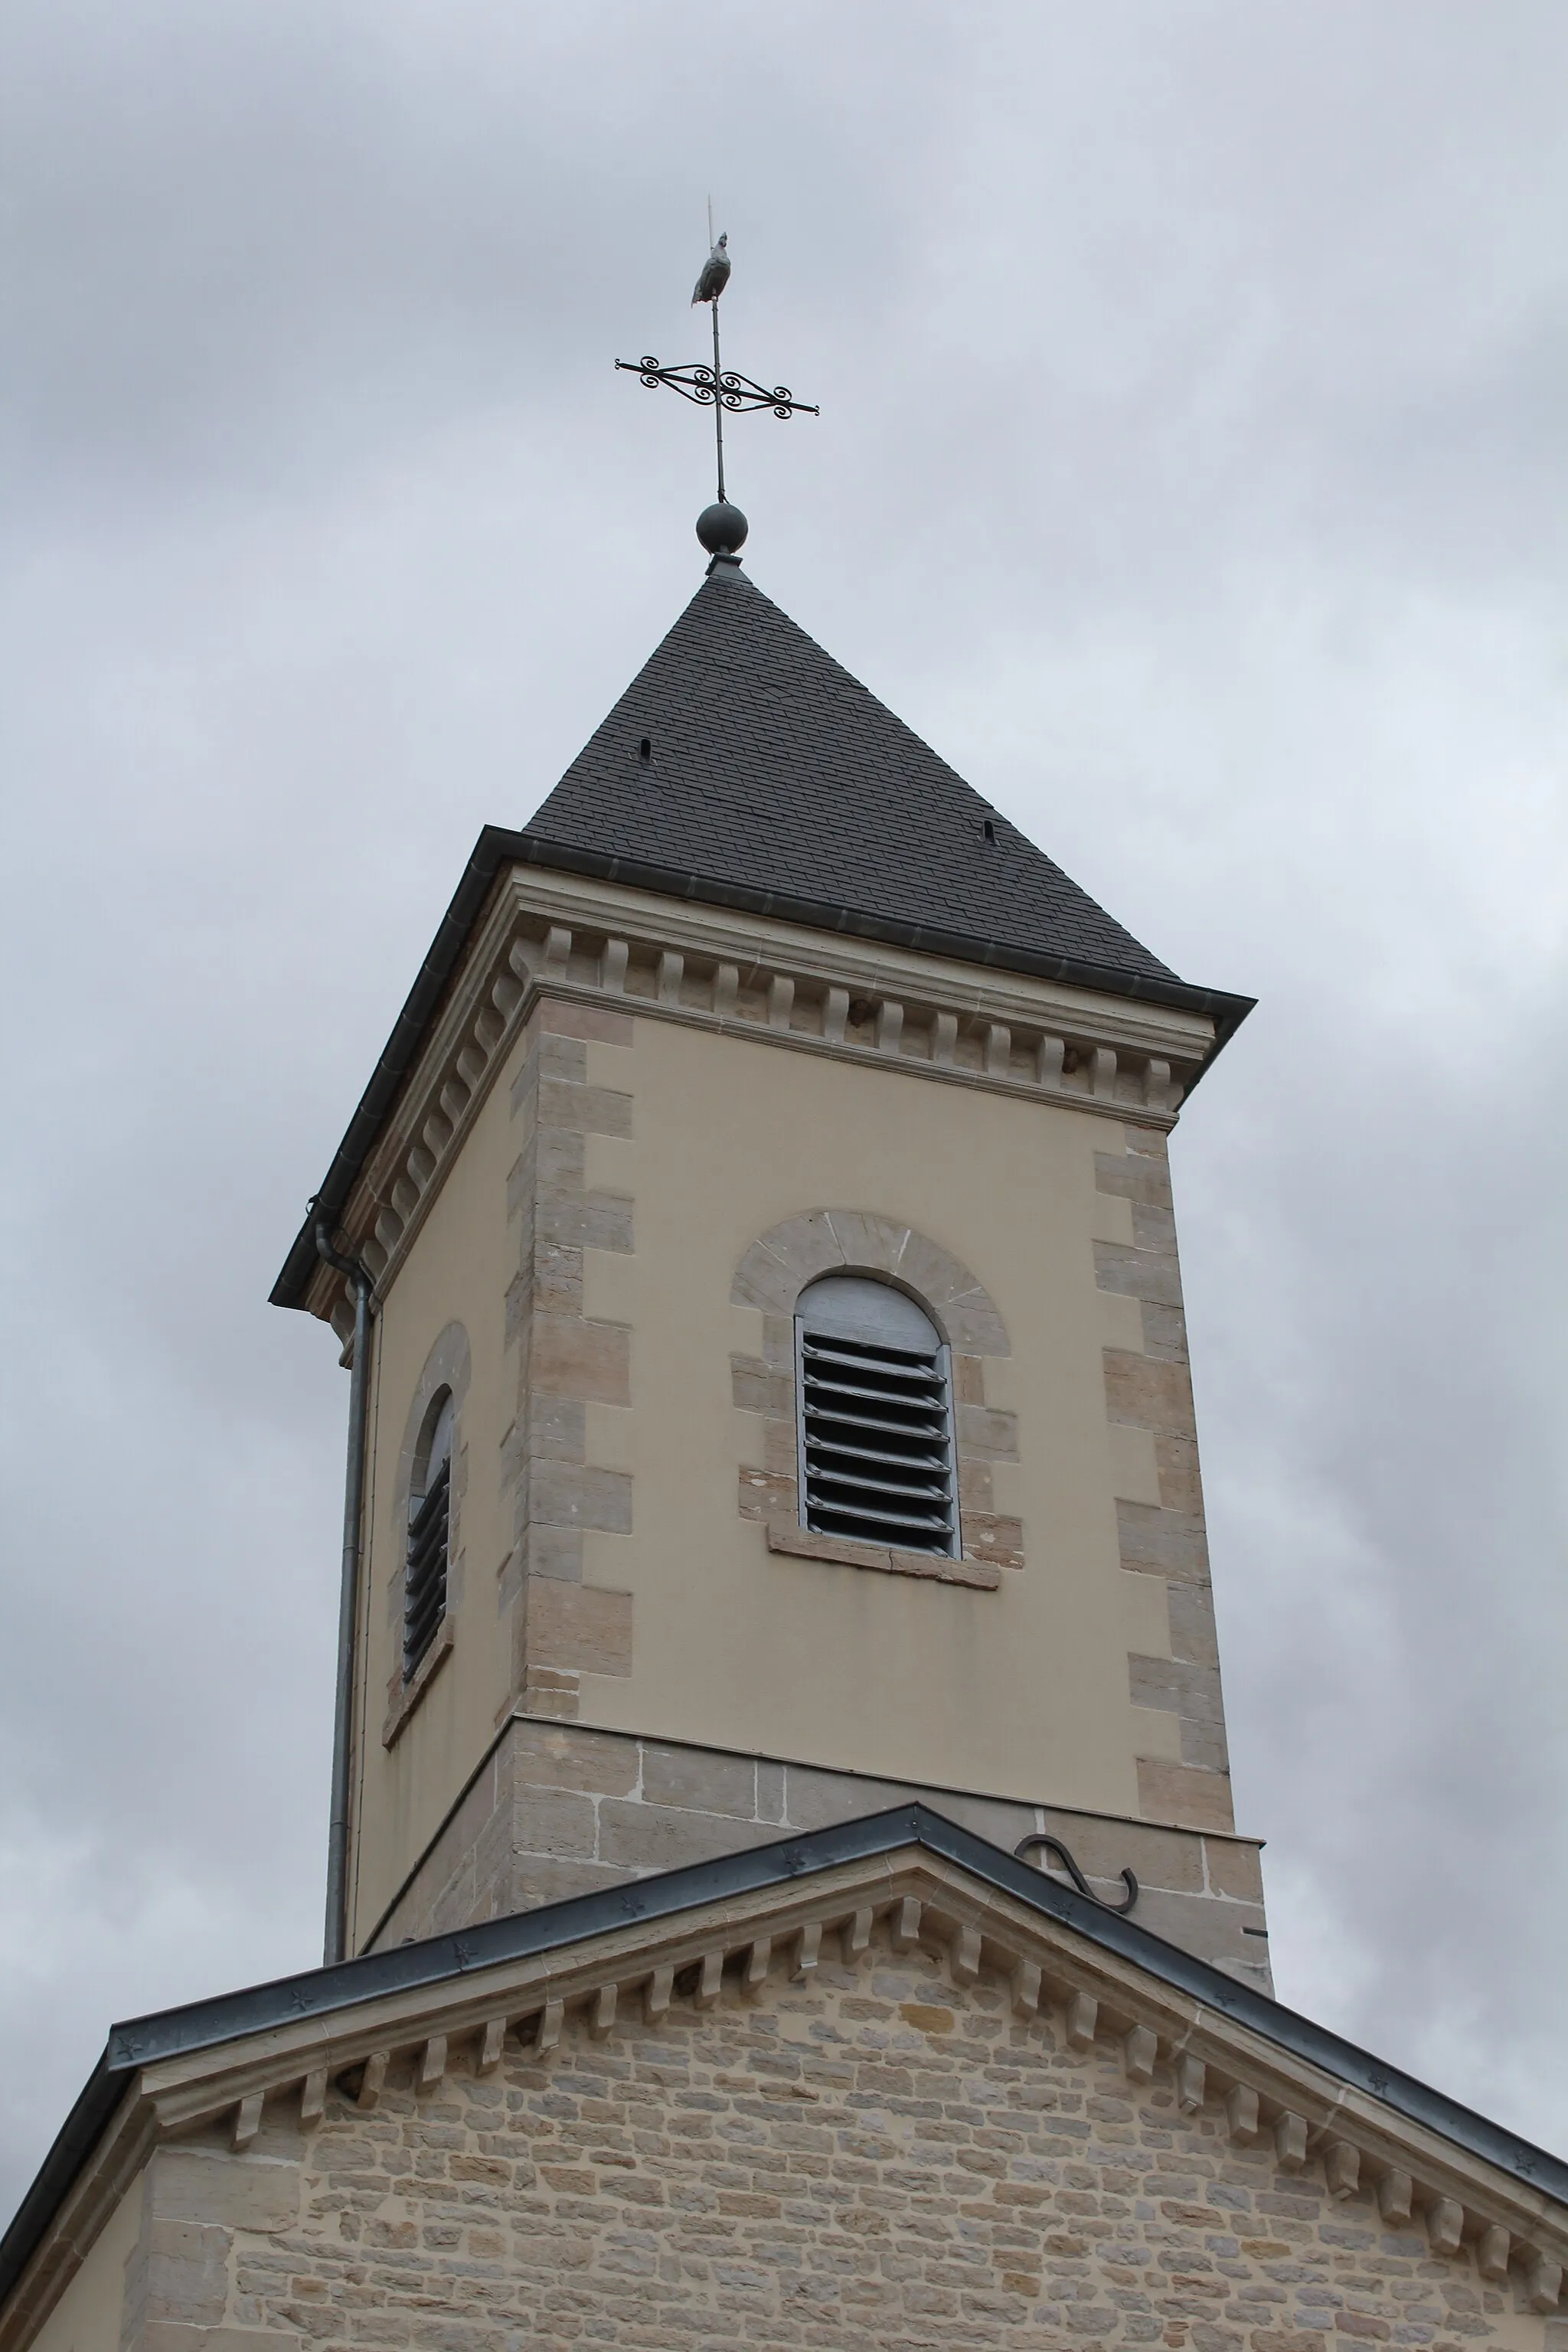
271,556,1253,1311
524,557,1174,989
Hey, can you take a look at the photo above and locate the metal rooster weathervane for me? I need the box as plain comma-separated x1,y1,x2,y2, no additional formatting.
616,211,819,552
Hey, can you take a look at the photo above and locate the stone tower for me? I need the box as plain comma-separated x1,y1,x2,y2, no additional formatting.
273,544,1265,1983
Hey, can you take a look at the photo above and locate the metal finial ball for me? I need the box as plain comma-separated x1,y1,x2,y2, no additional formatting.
696,500,749,554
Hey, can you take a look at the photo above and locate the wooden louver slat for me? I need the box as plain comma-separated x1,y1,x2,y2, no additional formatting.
799,1331,957,1556
403,1455,450,1676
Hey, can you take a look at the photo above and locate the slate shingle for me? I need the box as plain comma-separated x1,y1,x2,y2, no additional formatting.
524,560,1175,983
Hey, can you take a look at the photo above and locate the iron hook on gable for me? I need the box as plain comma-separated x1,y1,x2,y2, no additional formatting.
1014,1833,1139,1916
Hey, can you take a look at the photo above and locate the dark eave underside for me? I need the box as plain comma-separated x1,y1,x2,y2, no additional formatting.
3,1805,1562,2311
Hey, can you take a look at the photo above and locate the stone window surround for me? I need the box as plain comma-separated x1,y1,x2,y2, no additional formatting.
381,1321,470,1749
732,1210,1021,1589
305,867,1217,1343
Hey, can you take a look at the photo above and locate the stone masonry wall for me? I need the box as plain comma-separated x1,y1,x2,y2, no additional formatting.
127,1927,1563,2352
369,1718,1270,1991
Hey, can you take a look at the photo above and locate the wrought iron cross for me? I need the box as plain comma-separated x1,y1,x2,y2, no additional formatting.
616,236,818,515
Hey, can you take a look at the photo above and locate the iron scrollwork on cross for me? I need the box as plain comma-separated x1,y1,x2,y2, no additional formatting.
616,354,818,425
1014,1832,1139,1916
616,230,819,521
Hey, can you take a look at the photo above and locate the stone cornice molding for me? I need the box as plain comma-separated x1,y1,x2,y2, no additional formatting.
304,865,1218,1333
6,1834,1565,2352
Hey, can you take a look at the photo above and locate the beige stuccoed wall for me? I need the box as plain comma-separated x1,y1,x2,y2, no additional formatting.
28,2166,141,2352
348,1025,524,1952
574,1018,1168,1798
345,997,1219,1949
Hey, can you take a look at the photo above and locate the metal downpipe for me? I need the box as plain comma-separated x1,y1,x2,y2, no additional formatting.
315,1220,376,1968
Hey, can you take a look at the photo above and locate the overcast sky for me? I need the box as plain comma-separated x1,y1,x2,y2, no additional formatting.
3,0,1566,2220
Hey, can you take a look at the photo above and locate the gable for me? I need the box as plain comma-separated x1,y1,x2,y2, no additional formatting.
41,1898,1568,2352
266,1932,1558,2350
6,1815,1565,2350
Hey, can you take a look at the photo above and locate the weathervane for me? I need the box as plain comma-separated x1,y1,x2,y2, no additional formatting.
616,210,819,558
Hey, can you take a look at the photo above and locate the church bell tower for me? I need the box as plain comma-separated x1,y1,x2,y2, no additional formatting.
273,519,1264,1988
19,236,1568,2352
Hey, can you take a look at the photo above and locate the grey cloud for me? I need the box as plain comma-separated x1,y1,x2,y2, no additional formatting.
2,0,1563,2219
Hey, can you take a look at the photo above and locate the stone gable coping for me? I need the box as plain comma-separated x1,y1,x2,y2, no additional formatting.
5,1808,1565,2350
303,865,1220,1337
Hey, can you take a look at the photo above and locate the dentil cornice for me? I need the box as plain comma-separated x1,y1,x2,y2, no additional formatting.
307,863,1219,1334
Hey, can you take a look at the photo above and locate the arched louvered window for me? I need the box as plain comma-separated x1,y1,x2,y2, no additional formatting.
795,1276,959,1557
404,1390,453,1678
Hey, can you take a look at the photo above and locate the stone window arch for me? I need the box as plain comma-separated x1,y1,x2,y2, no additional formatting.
731,1213,1021,1587
383,1321,471,1746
